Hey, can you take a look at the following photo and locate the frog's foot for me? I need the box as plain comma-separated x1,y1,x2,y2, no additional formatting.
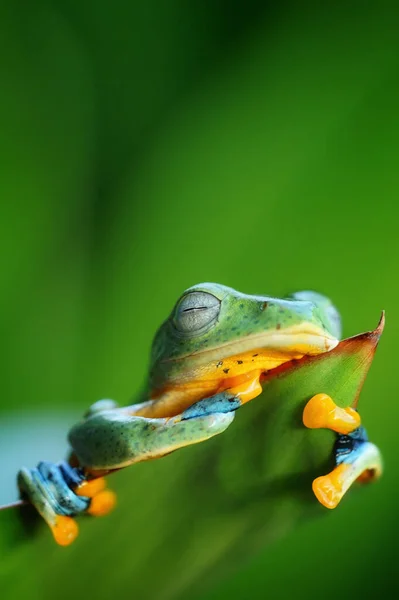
312,427,382,509
303,395,382,508
18,461,117,545
303,393,361,435
17,461,89,545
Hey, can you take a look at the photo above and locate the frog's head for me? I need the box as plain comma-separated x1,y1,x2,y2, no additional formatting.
149,283,340,398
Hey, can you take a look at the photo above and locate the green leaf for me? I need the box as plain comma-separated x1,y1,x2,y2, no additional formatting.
0,316,383,600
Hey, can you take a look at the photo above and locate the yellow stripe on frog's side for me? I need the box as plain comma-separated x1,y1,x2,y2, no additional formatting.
133,347,307,419
133,322,339,419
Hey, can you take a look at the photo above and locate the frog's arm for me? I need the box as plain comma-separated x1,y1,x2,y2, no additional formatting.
68,394,237,472
17,391,238,546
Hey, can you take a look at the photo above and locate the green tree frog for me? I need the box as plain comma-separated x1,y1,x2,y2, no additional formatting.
17,283,382,545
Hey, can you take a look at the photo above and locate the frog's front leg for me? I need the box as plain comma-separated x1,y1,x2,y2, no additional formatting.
70,399,120,517
303,393,382,509
18,393,238,546
69,392,238,470
67,392,239,533
84,398,119,417
17,399,121,546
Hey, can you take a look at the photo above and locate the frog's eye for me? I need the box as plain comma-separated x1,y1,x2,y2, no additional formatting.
173,291,220,335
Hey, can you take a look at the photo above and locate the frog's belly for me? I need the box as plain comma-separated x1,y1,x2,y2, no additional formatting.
134,348,304,418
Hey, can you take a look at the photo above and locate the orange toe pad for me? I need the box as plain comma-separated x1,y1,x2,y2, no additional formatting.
303,393,361,435
312,464,349,509
51,515,79,546
87,490,117,517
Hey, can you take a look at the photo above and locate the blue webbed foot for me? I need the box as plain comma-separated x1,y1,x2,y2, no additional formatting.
17,461,90,545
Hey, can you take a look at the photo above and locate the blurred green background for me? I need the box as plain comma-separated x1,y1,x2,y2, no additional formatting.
1,0,399,598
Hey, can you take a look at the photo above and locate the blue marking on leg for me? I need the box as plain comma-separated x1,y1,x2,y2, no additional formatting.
58,461,86,488
181,391,241,420
334,426,369,466
38,462,89,515
18,461,90,522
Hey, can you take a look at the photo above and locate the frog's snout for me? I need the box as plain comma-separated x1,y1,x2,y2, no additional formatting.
253,323,339,357
322,335,339,352
299,331,339,355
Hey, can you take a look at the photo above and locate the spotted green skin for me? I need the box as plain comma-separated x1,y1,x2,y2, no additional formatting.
68,283,341,471
68,407,235,470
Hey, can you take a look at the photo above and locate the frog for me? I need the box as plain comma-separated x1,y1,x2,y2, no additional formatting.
17,283,382,545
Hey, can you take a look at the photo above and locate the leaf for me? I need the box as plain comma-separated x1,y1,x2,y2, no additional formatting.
0,316,383,600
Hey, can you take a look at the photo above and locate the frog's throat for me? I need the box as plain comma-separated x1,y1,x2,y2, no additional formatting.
162,322,338,371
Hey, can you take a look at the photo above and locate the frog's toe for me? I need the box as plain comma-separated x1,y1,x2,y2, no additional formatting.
87,489,117,516
75,476,107,498
51,515,79,546
312,428,382,509
224,371,263,405
303,393,361,434
312,464,351,509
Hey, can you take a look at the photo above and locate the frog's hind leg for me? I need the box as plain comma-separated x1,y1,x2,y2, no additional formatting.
312,427,382,509
302,394,382,508
17,461,90,546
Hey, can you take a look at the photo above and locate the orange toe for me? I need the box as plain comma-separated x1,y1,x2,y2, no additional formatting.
225,370,263,405
76,477,106,498
51,515,79,546
87,489,117,517
312,464,349,509
303,393,361,434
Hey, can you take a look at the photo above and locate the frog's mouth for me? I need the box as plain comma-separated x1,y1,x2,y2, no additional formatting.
170,321,339,370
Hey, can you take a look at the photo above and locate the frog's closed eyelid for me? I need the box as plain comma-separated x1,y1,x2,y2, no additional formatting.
173,291,220,335
179,291,219,306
